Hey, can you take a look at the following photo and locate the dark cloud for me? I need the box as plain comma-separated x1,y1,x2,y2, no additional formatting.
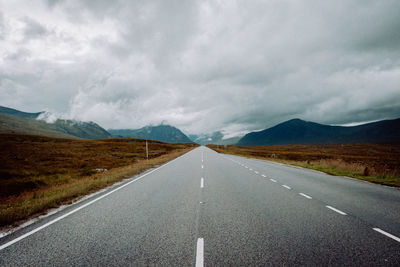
0,12,4,40
46,0,63,8
4,48,31,61
335,106,400,125
1,0,400,136
22,17,48,39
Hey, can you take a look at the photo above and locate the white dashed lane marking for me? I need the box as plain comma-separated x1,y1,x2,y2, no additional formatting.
299,193,312,199
373,228,400,243
326,205,347,215
195,238,204,267
227,155,400,245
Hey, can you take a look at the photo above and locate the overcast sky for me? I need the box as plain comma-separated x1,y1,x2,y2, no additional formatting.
1,0,399,136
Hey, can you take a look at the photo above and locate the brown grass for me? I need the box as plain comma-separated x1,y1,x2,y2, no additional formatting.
208,143,400,187
0,134,196,228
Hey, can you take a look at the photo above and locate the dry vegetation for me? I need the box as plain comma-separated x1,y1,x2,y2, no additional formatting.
208,143,400,187
0,134,196,228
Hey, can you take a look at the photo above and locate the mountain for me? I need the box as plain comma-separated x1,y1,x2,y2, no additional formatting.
108,125,193,143
50,119,112,139
190,131,242,145
0,106,43,119
0,106,112,139
190,132,223,145
0,113,76,138
237,118,400,146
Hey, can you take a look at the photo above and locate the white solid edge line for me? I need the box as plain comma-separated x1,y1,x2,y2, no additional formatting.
299,193,312,199
200,178,204,188
270,179,277,183
196,238,204,267
373,228,400,243
326,205,347,215
282,185,291,190
0,152,186,251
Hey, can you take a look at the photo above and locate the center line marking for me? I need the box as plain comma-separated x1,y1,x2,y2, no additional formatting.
245,166,248,168
282,185,291,190
261,174,266,177
249,168,253,171
201,164,203,169
299,193,312,199
326,205,347,215
200,178,204,188
373,228,400,243
196,238,204,267
270,179,277,183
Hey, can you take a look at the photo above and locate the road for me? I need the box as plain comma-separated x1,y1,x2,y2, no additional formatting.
1,146,399,266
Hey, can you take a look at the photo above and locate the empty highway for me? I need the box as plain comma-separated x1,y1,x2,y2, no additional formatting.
1,147,399,266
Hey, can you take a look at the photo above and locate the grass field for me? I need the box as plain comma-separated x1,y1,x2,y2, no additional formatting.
0,134,196,228
208,143,400,187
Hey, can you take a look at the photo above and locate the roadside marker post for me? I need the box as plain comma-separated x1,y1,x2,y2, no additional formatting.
146,140,149,160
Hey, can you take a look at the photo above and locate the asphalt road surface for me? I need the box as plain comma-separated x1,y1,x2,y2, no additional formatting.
1,147,399,266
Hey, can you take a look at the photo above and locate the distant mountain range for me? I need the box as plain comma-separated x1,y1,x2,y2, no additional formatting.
0,106,111,140
0,106,192,143
189,131,242,145
237,118,400,145
108,125,193,143
2,105,399,145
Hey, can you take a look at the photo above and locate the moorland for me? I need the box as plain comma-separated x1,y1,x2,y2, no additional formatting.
208,143,400,187
0,134,196,227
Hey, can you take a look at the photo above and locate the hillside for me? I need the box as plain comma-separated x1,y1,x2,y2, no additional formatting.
52,119,112,140
109,125,193,143
0,114,77,138
0,106,112,140
238,118,400,145
0,106,43,119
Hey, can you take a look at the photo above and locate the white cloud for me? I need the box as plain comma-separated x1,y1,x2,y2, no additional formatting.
1,0,400,136
37,111,58,123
